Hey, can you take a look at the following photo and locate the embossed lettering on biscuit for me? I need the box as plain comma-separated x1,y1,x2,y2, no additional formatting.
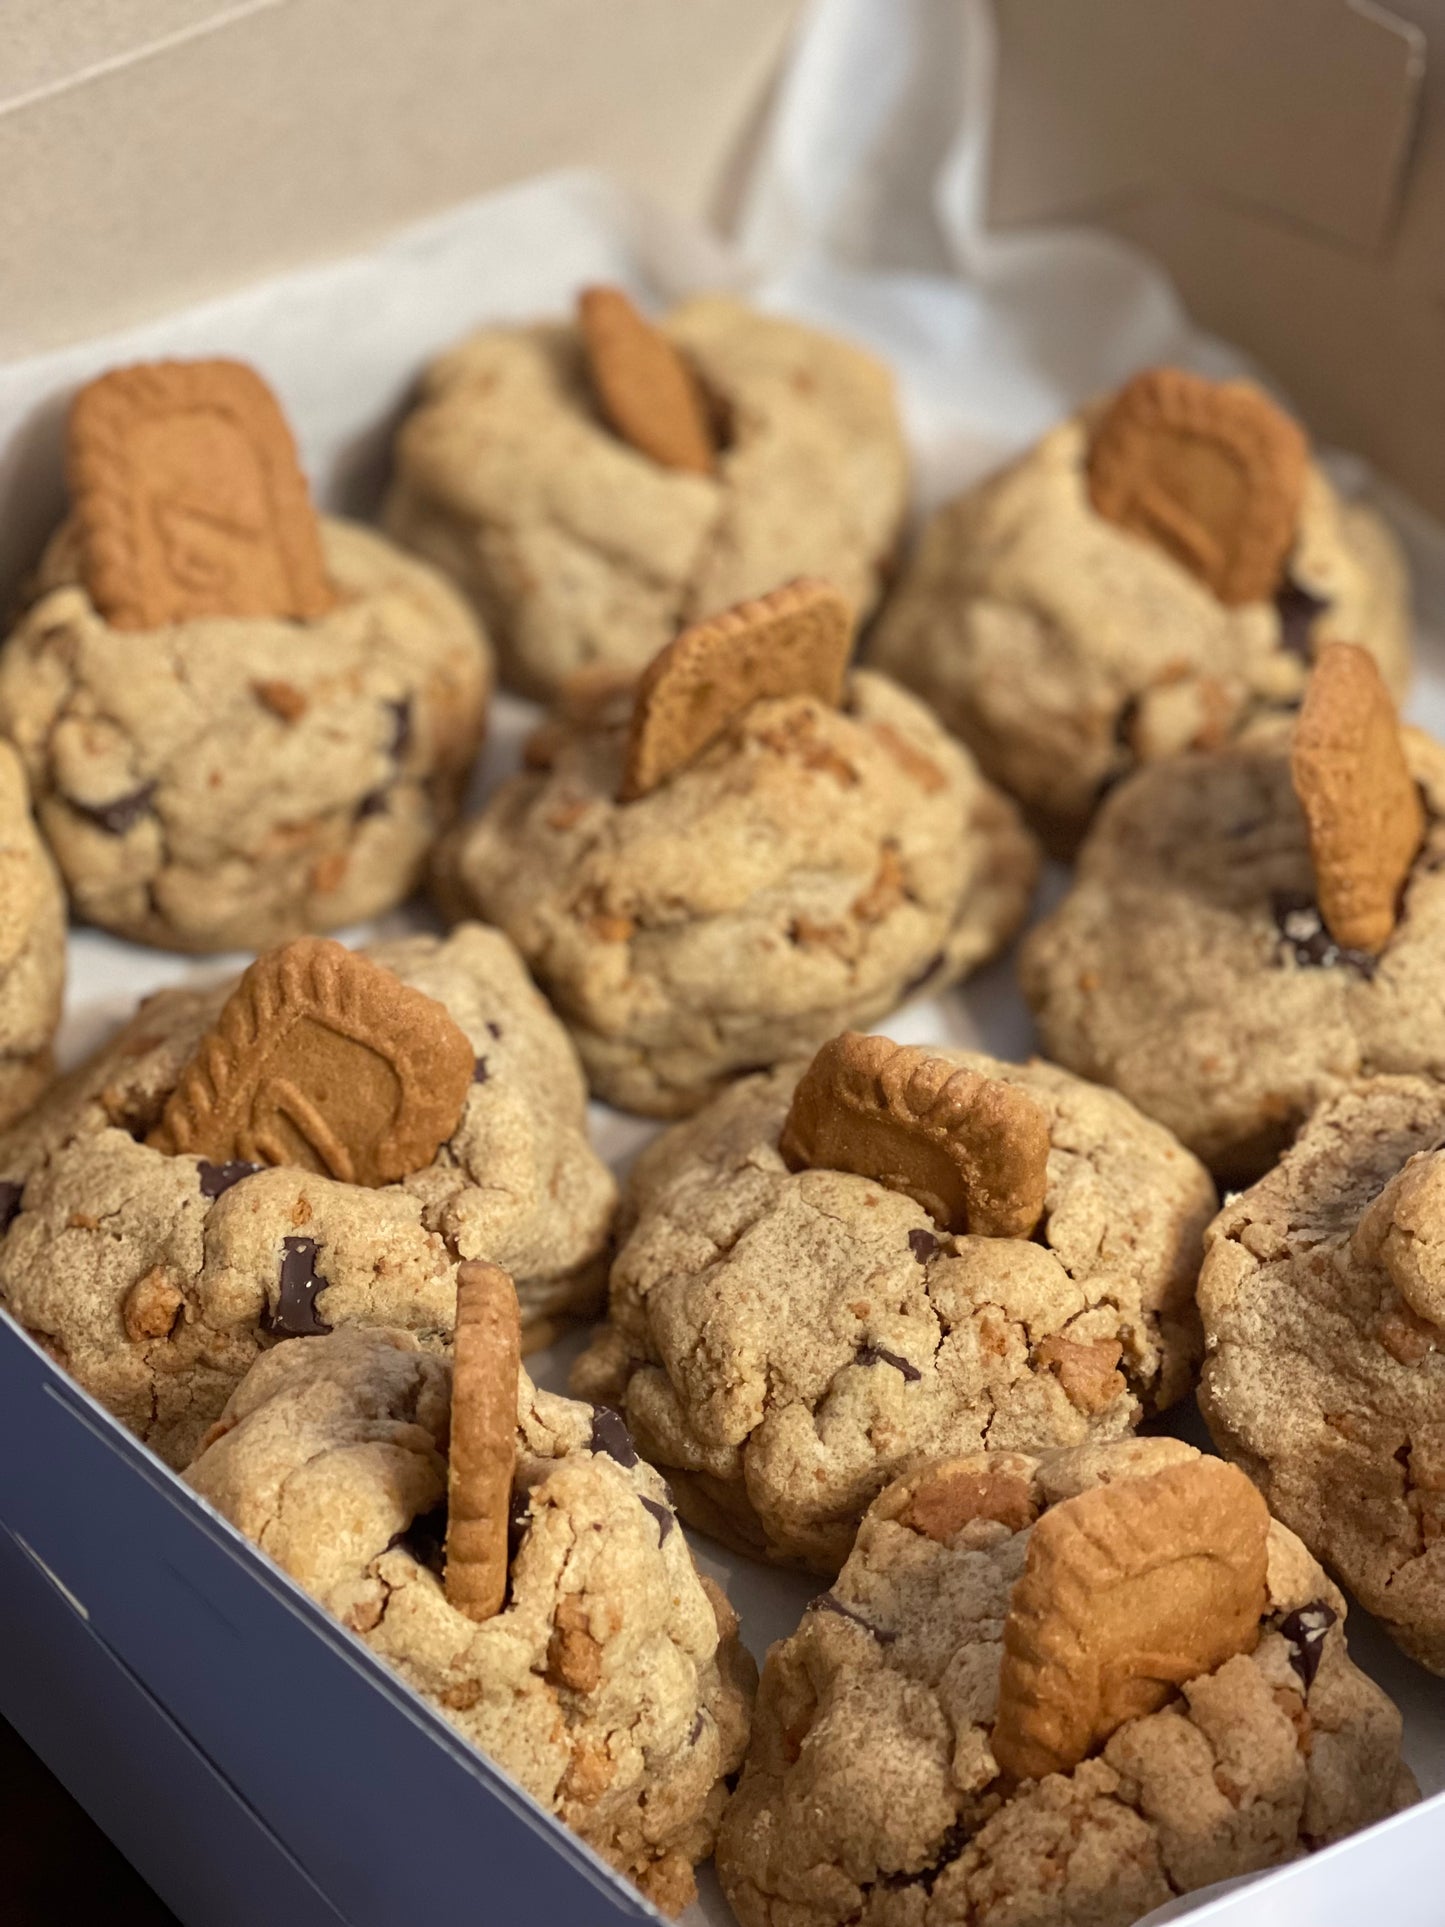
778,1032,1050,1239
620,578,853,801
148,937,475,1186
68,358,337,631
1087,368,1308,605
579,286,716,475
991,1457,1270,1781
1291,642,1424,955
444,1261,521,1624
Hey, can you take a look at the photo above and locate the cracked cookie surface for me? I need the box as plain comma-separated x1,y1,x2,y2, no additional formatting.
185,1327,755,1915
716,1438,1413,1927
1021,719,1445,1183
0,517,491,951
571,1051,1213,1571
384,295,908,699
0,924,615,1466
0,741,65,1127
867,407,1410,851
437,669,1038,1117
1200,1075,1445,1674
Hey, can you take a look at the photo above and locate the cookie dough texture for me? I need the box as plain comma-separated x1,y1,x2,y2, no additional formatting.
0,517,492,951
186,1328,755,1915
716,1438,1413,1927
0,925,615,1467
384,295,908,699
868,407,1410,849
572,1052,1213,1572
1200,1076,1445,1674
0,742,65,1127
440,670,1038,1117
1021,720,1445,1182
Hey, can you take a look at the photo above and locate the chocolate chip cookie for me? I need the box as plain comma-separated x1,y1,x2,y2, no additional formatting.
868,377,1410,852
0,924,615,1466
384,292,908,699
717,1439,1413,1927
0,517,491,951
571,1042,1213,1572
185,1323,754,1915
0,740,65,1128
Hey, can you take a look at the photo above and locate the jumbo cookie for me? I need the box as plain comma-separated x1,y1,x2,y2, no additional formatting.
436,582,1038,1116
0,741,66,1129
0,924,615,1466
716,1439,1413,1927
185,1272,755,1916
0,358,492,952
572,1034,1214,1572
868,367,1410,850
1022,645,1445,1181
384,289,908,698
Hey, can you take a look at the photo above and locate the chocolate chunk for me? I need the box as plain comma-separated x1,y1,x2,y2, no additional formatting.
1277,1601,1337,1689
387,699,412,759
396,1502,448,1578
881,1820,970,1895
589,1404,639,1468
1275,579,1331,664
689,1710,707,1746
196,1159,261,1199
486,1021,502,1040
356,788,389,820
263,1236,331,1337
1272,890,1378,979
73,783,156,836
508,1487,533,1556
472,1057,489,1084
0,1181,23,1234
908,1228,938,1263
808,1592,897,1644
640,1495,675,1544
901,950,947,1000
855,1342,922,1382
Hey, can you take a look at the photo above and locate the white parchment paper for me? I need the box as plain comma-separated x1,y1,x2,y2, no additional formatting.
1,2,1443,1921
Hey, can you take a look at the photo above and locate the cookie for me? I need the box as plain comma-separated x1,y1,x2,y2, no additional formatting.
578,286,715,475
1291,642,1424,953
620,578,851,800
150,937,475,1186
1021,713,1445,1181
0,925,616,1466
1199,1074,1445,1673
0,742,65,1129
715,1438,1413,1927
437,665,1037,1115
1086,369,1308,606
868,389,1409,851
185,1326,755,1914
779,1032,1049,1238
385,295,908,699
0,515,491,952
571,1048,1213,1571
443,1261,521,1623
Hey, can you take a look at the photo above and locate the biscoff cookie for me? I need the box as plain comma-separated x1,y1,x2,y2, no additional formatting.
436,591,1037,1116
0,360,491,952
716,1438,1413,1927
1021,651,1445,1182
0,924,615,1467
1199,1074,1445,1674
0,741,65,1129
185,1317,755,1916
384,291,908,699
571,1040,1213,1572
868,371,1410,851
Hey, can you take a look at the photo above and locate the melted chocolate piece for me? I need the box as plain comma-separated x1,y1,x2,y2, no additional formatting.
1278,1601,1337,1689
1275,579,1331,664
881,1820,971,1896
808,1592,897,1645
901,950,947,1000
0,1181,23,1234
74,783,157,836
472,1057,490,1084
908,1228,938,1263
197,1159,261,1199
1272,891,1378,979
689,1710,707,1746
855,1342,922,1382
356,788,389,820
264,1236,331,1337
589,1404,639,1468
486,1021,502,1040
508,1487,533,1557
387,699,412,759
396,1502,448,1577
640,1495,675,1544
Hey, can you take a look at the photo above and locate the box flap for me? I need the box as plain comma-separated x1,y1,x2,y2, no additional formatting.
988,0,1425,253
